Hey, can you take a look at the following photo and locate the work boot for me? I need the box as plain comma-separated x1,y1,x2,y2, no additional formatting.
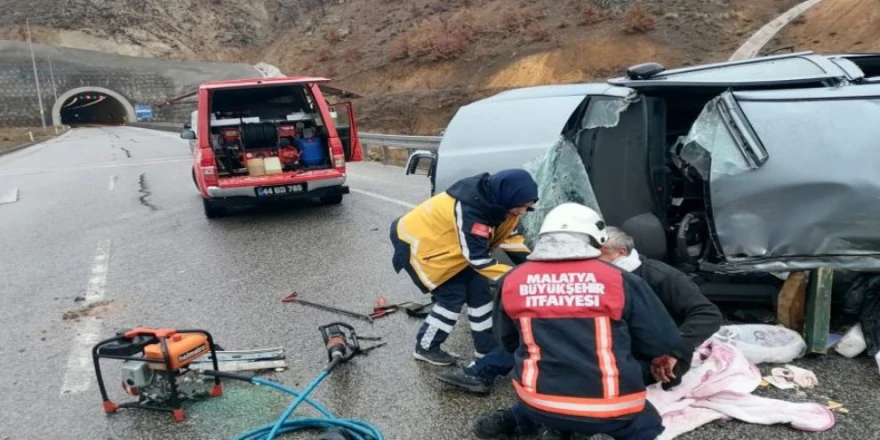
536,428,570,440
436,365,493,394
472,410,517,439
413,345,456,366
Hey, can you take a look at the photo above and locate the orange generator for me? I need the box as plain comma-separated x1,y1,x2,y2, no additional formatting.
92,328,223,422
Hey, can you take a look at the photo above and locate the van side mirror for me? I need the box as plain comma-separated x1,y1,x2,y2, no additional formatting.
180,129,196,140
405,150,436,177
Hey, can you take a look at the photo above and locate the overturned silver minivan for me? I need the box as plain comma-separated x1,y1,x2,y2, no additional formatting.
405,51,880,302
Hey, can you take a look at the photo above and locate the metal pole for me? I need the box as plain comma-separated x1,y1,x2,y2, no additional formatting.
26,19,47,131
47,55,58,101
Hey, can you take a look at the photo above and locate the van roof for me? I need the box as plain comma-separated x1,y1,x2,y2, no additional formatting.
479,84,639,104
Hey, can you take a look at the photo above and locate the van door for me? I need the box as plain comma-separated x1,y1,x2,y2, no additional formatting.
330,101,363,162
573,95,670,260
683,84,880,272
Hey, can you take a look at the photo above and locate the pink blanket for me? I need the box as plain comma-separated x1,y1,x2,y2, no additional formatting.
646,340,836,439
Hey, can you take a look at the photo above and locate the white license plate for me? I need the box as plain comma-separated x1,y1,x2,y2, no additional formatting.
255,184,306,197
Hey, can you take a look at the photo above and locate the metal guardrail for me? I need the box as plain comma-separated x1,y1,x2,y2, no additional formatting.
359,133,441,150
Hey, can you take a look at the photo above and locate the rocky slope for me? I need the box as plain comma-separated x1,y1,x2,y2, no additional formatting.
0,0,822,132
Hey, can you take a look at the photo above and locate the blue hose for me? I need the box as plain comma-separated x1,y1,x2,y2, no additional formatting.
230,370,384,440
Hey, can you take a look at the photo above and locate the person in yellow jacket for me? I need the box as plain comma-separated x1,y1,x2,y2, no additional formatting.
390,169,539,366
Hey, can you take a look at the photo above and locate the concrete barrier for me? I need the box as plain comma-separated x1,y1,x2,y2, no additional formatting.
127,122,182,133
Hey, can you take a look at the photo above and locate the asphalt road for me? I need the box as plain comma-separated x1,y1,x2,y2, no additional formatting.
0,126,876,440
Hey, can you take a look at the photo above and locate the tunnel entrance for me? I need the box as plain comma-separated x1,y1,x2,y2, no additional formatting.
51,87,137,127
60,92,127,125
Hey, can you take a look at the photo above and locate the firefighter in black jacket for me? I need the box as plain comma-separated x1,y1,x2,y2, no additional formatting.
600,226,722,385
473,203,683,440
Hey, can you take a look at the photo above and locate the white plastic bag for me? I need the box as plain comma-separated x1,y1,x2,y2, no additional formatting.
710,324,807,365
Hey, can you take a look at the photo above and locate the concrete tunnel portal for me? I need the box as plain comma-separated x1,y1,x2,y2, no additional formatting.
51,86,137,127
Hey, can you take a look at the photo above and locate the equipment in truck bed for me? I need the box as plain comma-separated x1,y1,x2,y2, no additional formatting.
182,76,364,218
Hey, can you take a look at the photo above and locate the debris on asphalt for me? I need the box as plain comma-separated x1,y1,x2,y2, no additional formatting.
73,296,85,303
763,375,796,390
62,299,116,321
709,324,807,365
826,400,850,414
768,365,819,389
835,323,867,358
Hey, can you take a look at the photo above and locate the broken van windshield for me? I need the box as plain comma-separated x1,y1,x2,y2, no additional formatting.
676,96,751,180
520,137,601,248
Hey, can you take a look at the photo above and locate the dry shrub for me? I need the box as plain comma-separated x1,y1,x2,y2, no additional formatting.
526,5,548,20
526,23,550,42
498,6,545,34
324,28,342,42
389,37,410,60
558,20,570,29
500,10,528,32
580,5,613,26
343,47,364,62
317,46,333,62
389,14,479,62
621,2,656,34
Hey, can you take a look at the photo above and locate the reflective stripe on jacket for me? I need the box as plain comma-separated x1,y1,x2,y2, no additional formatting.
494,258,683,421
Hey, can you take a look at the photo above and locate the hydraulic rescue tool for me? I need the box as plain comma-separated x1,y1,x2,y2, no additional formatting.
92,327,223,422
202,322,385,440
282,291,375,323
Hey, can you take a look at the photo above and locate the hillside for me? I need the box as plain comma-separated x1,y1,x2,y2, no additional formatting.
0,0,813,133
770,0,880,54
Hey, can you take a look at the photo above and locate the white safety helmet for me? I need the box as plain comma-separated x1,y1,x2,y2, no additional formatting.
538,202,608,247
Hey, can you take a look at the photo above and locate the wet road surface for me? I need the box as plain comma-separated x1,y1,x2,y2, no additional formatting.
0,126,876,440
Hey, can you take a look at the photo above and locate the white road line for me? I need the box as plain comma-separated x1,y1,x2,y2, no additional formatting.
60,322,101,395
85,239,111,302
0,188,18,205
0,156,191,178
108,175,117,192
60,239,111,395
350,188,417,209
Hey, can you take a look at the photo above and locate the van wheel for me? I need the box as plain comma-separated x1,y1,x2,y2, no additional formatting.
203,199,225,218
319,194,344,205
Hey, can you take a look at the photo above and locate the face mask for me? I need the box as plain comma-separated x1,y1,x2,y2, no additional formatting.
612,249,642,272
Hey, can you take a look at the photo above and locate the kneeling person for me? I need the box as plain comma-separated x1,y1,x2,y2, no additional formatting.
474,203,683,440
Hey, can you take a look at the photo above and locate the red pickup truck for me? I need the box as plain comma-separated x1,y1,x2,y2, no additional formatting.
180,76,363,218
